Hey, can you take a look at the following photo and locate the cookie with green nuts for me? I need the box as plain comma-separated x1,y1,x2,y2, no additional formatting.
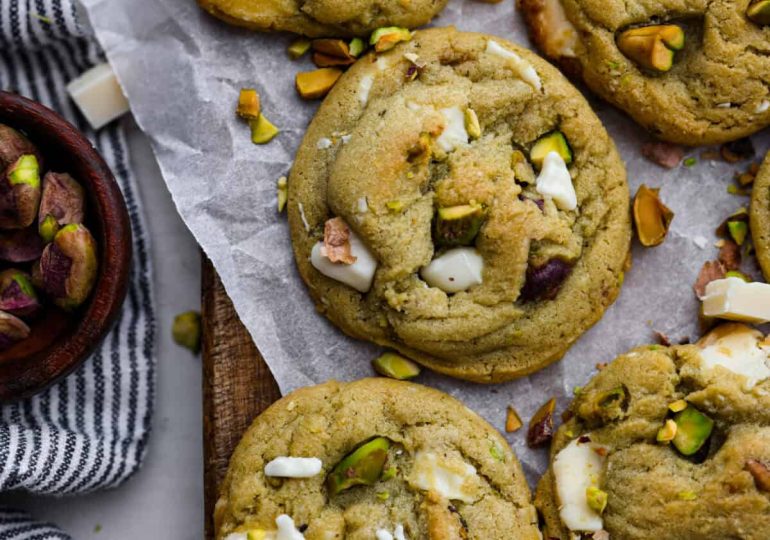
214,378,541,540
518,0,770,145
196,0,447,37
536,323,770,539
288,27,630,383
750,152,770,282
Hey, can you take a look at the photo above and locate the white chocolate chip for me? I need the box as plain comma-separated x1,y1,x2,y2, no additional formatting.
376,525,407,540
436,106,469,153
716,102,732,109
536,151,577,211
553,438,608,532
66,62,130,130
699,324,770,389
298,202,310,232
356,197,369,214
311,228,378,292
276,515,305,540
408,451,479,502
376,531,393,540
264,457,323,478
316,137,333,149
756,100,770,114
421,247,484,293
702,277,770,324
485,40,542,91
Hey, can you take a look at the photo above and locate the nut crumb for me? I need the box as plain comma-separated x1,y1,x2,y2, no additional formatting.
641,141,684,169
694,260,725,298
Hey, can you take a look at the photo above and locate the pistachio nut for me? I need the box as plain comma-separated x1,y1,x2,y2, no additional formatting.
0,269,40,317
617,24,685,72
38,223,98,310
0,154,42,229
0,124,42,171
172,310,201,354
0,310,30,350
327,437,390,495
295,68,343,100
38,172,85,243
372,351,421,380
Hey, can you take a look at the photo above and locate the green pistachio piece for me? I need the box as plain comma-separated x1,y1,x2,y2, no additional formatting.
656,419,677,443
433,203,485,247
327,437,390,495
617,25,685,72
464,108,481,139
349,38,365,57
747,0,770,25
249,114,279,144
288,38,312,60
672,406,713,456
586,486,608,514
369,27,411,52
172,310,202,354
372,351,421,380
727,220,748,246
530,131,573,169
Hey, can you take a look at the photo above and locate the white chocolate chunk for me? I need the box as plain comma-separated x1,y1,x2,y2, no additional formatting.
702,277,770,323
276,515,305,540
264,457,322,478
756,100,770,114
409,451,479,502
436,107,469,153
316,137,333,149
536,151,577,211
553,438,608,532
375,530,393,540
393,525,406,540
359,74,374,107
421,247,484,293
485,40,542,91
66,62,130,130
224,534,248,540
375,525,407,540
311,228,377,293
699,324,770,389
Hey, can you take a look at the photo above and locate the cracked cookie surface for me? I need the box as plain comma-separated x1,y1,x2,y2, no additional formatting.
214,378,541,540
536,327,770,539
288,27,630,383
197,0,448,37
750,152,770,281
518,0,770,145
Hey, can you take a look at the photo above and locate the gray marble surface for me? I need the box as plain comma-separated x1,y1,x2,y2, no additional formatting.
0,117,204,539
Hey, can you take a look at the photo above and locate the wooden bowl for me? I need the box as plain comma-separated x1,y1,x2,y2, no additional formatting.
0,92,132,401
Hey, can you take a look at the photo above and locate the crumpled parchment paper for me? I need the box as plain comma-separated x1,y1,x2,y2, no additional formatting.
80,0,770,483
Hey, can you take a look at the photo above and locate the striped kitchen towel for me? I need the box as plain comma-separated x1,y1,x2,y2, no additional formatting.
0,0,156,537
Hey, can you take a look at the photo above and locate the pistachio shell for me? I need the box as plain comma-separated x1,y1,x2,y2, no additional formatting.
633,184,674,247
0,124,42,171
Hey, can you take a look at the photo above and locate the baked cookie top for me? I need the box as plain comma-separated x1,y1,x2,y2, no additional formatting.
518,0,770,145
536,323,770,540
197,0,448,38
750,152,770,282
288,27,630,383
214,378,541,540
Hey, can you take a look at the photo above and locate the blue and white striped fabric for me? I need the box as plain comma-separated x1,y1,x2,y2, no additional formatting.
0,0,156,537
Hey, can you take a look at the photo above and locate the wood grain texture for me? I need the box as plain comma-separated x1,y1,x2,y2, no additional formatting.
202,257,281,540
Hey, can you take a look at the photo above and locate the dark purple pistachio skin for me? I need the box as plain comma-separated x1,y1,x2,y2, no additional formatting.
520,259,573,302
0,227,44,262
0,269,39,317
38,172,85,236
0,310,30,350
39,224,97,310
0,124,42,171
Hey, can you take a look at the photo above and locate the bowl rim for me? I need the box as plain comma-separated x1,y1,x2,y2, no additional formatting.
0,91,132,402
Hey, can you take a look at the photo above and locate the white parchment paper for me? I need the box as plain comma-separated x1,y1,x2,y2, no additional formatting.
80,0,770,482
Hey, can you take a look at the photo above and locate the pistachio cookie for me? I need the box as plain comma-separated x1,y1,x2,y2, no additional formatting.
197,0,448,38
750,152,770,281
288,27,631,382
214,378,541,539
518,0,770,145
536,323,770,540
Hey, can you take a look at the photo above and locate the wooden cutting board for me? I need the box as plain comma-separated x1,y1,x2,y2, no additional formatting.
202,258,281,539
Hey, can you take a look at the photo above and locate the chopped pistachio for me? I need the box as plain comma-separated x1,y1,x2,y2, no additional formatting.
489,442,505,462
656,419,678,443
327,437,390,495
677,490,697,501
505,406,523,433
748,0,770,25
725,270,750,281
511,150,536,184
349,38,366,57
727,184,748,196
277,176,288,212
369,27,412,52
386,200,404,213
683,157,697,167
295,68,343,99
672,406,713,456
727,221,748,245
249,114,279,144
633,184,674,247
464,108,481,139
288,38,312,60
617,24,684,72
381,465,397,481
236,89,261,120
372,351,421,380
172,311,202,354
572,386,583,396
668,399,688,413
586,486,608,514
